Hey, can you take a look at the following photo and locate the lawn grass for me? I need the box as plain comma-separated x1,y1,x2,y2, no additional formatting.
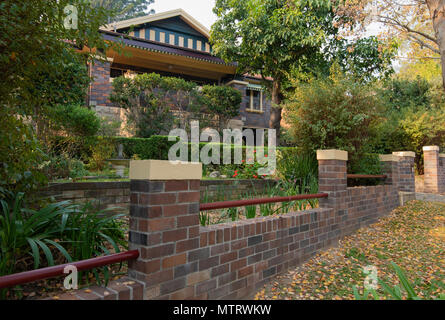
254,201,445,300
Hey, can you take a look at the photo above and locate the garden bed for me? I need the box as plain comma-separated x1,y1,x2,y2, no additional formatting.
3,216,130,300
254,201,445,300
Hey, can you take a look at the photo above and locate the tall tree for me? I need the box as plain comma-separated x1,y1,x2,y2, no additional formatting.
91,0,155,22
0,0,113,191
341,0,445,89
210,0,335,143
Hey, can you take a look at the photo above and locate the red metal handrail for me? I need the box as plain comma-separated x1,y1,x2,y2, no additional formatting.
0,250,139,289
347,174,387,179
199,193,328,211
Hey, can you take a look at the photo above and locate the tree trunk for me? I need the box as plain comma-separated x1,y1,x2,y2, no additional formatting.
269,79,282,146
426,0,445,90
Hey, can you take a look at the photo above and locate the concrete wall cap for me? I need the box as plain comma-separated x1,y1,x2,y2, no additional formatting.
130,160,202,180
316,149,348,161
439,154,445,158
392,151,415,158
423,146,440,151
379,154,397,162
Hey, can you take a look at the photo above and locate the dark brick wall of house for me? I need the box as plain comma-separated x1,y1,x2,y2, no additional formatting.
88,64,271,130
89,59,113,107
231,83,271,129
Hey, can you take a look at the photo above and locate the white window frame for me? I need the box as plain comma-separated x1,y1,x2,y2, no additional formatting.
247,89,263,112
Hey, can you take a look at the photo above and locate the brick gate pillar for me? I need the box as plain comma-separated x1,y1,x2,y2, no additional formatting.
317,149,348,215
441,154,445,193
393,151,415,193
127,160,202,299
380,154,399,189
423,146,443,194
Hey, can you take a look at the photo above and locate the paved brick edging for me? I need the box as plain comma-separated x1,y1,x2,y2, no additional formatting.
399,191,445,205
46,276,144,300
48,149,414,300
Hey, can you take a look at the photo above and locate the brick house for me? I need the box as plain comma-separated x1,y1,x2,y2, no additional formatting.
88,9,272,133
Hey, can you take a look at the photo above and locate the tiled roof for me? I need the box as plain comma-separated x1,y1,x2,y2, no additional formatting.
101,30,233,66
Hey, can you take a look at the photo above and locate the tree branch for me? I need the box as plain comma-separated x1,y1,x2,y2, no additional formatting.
407,34,440,54
376,14,438,44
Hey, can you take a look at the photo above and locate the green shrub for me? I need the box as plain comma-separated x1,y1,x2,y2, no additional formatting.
40,154,70,180
0,112,47,194
88,138,115,171
0,193,75,286
201,85,242,132
69,159,88,179
378,77,432,113
0,191,126,298
51,104,101,137
348,153,382,175
40,154,89,180
111,135,179,160
348,153,383,186
399,107,445,165
63,203,126,285
111,73,197,137
284,66,381,158
48,135,299,175
276,149,317,188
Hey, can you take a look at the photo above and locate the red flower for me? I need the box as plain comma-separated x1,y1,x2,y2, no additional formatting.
265,154,268,157
242,160,245,163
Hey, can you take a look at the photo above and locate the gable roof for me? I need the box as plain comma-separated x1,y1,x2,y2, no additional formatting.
100,30,230,66
102,9,210,39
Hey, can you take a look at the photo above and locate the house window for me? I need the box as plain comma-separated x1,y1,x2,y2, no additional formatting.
246,89,263,112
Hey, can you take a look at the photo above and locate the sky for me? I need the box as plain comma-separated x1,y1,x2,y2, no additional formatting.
149,0,399,69
151,0,217,30
150,0,385,33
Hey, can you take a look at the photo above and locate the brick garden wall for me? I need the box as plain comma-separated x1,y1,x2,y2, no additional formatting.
40,182,131,213
39,180,277,214
52,150,412,300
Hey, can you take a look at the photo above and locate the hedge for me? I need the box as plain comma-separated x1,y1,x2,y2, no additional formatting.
112,136,296,163
49,135,298,163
